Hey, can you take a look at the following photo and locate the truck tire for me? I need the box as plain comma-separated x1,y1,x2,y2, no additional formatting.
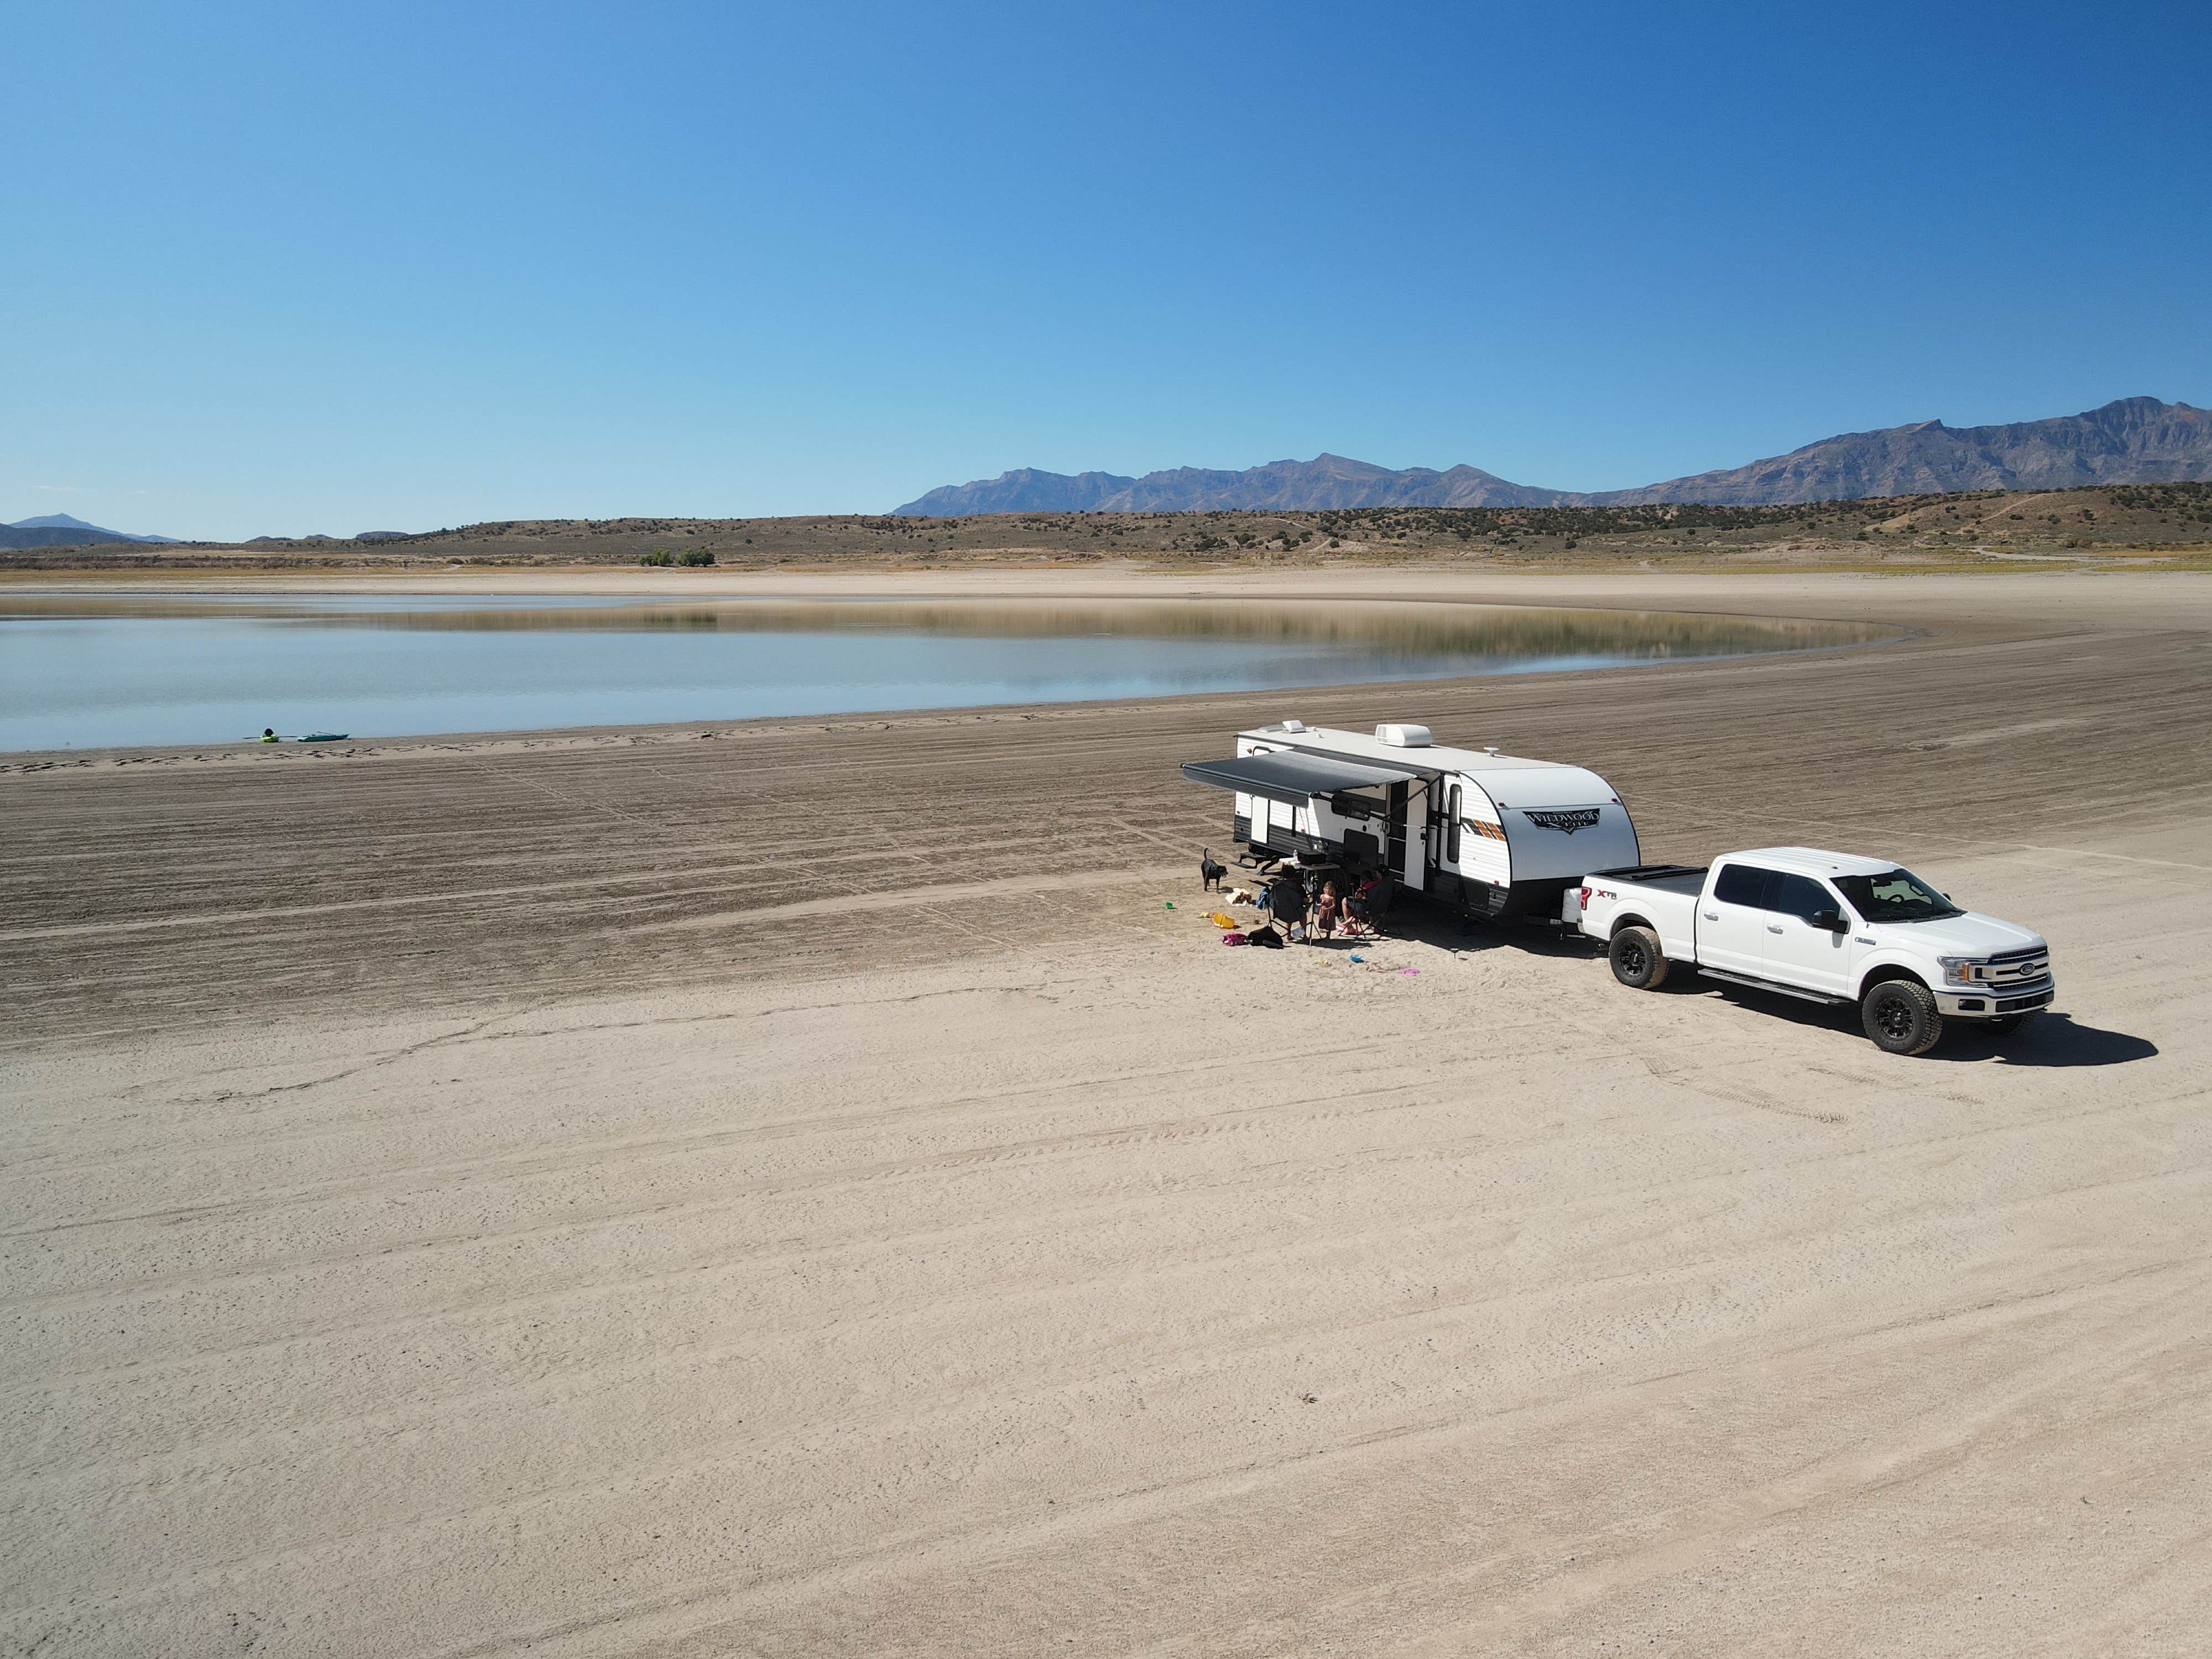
1863,980,1942,1055
1609,926,1670,990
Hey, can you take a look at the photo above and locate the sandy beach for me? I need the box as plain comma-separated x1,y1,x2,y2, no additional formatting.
5,569,2210,1656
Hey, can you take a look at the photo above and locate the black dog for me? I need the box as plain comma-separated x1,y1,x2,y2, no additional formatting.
1199,848,1227,891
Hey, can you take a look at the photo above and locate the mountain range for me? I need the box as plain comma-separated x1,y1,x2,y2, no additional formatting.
893,397,2212,516
0,513,177,549
0,515,413,548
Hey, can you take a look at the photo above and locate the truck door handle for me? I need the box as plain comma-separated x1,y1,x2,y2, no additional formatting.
1702,911,1718,920
1766,924,1784,933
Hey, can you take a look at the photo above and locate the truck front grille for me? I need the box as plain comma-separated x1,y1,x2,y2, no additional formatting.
1984,946,2051,987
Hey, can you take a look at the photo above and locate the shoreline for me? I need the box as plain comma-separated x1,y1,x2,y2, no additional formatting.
6,564,2208,640
6,560,2206,599
0,615,1913,768
14,566,2204,767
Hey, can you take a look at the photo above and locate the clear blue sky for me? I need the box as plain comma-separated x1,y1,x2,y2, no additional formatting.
6,1,2208,540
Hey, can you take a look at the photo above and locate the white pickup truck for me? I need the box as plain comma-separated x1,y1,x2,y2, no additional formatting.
1568,847,2055,1055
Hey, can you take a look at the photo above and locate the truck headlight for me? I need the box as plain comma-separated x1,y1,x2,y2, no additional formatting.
1939,956,1987,987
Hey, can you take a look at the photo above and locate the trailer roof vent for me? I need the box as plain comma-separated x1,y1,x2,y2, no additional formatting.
1375,723,1432,748
1483,745,1501,756
1280,718,1306,732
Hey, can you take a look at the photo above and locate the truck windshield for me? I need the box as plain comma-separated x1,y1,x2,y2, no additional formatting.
1832,868,1961,922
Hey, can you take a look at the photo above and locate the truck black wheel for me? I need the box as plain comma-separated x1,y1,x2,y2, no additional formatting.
1609,926,1670,990
1863,980,1943,1055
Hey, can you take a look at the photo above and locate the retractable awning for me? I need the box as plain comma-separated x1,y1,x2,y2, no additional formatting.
1180,751,1426,806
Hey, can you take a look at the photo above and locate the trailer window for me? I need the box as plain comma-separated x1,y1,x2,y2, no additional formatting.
1447,785,1460,861
1712,863,1777,907
1331,791,1380,821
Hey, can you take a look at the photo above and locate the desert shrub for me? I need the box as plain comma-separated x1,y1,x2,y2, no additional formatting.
640,549,675,566
678,549,716,566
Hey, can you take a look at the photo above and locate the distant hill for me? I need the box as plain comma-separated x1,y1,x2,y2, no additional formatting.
1,512,177,548
11,479,2209,571
896,455,1563,515
896,468,1142,515
1589,397,2212,505
893,398,2212,515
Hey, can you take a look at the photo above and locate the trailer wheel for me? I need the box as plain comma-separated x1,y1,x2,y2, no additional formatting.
1609,926,1670,990
1863,980,1942,1055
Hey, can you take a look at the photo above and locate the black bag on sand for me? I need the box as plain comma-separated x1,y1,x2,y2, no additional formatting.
1248,926,1285,949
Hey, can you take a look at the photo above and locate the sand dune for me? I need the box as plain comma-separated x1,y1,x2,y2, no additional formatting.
4,571,2209,1656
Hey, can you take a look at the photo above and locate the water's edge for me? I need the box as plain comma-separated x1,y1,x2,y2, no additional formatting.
0,596,1900,754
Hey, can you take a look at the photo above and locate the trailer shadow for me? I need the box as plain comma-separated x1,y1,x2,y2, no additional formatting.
1384,909,1593,958
1674,983,2155,1068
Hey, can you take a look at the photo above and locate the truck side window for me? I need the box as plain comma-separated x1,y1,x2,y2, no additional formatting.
1712,863,1776,908
1772,873,1837,920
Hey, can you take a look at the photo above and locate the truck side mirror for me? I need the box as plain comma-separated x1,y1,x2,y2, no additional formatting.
1809,909,1846,932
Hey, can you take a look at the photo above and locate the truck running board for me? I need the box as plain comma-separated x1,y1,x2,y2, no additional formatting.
1693,967,1852,1007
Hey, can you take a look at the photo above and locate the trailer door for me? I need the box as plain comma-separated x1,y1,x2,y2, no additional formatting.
1408,782,1430,889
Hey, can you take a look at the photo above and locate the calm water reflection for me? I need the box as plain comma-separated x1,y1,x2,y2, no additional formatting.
0,593,1890,751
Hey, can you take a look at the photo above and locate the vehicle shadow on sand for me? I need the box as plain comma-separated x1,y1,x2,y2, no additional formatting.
1929,1011,2157,1067
1676,984,2155,1067
1355,911,2157,1068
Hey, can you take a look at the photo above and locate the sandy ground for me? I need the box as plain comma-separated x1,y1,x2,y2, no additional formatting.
4,571,2210,1656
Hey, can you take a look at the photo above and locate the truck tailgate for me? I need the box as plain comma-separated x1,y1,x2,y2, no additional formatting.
1578,867,1705,962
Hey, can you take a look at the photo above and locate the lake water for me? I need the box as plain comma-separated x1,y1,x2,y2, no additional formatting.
0,593,1888,752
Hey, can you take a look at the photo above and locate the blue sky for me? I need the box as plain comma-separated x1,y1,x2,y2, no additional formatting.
6,1,2208,539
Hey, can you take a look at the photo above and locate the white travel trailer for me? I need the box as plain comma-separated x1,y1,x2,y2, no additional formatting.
1181,719,1640,920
